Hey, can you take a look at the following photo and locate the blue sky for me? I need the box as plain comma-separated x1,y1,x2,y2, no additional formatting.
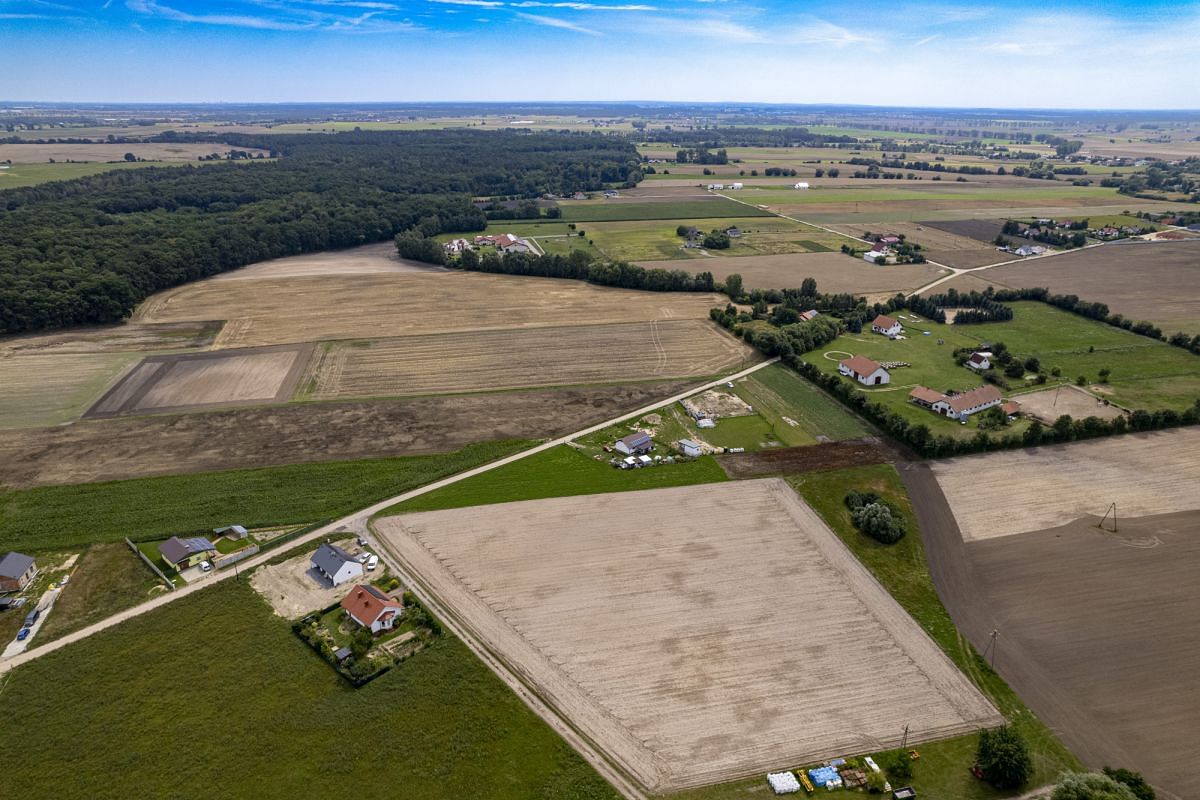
1,0,1198,107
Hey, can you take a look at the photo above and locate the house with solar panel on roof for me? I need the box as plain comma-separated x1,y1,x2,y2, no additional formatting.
311,542,364,587
158,536,218,572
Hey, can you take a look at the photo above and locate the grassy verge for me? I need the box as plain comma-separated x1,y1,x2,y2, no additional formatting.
664,464,1079,800
0,439,532,552
34,543,165,644
0,580,619,799
382,443,727,516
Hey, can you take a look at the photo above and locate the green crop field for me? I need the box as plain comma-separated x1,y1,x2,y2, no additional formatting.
0,161,181,188
382,443,727,516
0,440,531,552
557,198,773,222
0,581,619,800
740,185,1122,207
746,363,870,441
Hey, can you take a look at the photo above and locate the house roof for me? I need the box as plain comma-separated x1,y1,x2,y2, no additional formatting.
159,536,216,564
947,384,1002,413
0,551,35,580
840,355,884,378
872,314,899,329
341,584,403,628
678,439,701,449
1002,400,1022,415
968,352,989,364
618,431,652,448
311,542,358,575
909,386,946,405
799,309,820,321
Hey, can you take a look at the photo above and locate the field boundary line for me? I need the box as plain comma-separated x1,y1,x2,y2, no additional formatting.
0,356,779,678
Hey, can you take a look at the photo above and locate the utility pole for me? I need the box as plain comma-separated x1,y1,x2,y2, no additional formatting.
983,629,1000,669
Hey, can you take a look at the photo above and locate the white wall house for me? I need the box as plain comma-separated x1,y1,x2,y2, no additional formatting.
965,352,991,370
839,356,891,386
311,543,364,587
871,315,903,338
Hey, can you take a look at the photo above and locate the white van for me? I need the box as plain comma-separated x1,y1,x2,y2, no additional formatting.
366,555,379,571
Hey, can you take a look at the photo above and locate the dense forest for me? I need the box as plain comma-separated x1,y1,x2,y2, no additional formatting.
0,130,640,334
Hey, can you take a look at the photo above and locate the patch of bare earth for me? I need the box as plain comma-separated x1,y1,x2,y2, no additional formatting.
0,381,702,488
250,538,369,619
375,480,1000,793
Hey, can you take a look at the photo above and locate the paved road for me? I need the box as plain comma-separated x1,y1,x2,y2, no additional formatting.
0,356,778,677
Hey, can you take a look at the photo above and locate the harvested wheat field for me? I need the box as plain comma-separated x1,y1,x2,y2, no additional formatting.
1012,384,1126,423
637,252,947,297
135,272,722,349
87,344,311,416
0,352,140,428
942,240,1200,332
0,142,269,163
931,428,1200,542
303,320,750,399
375,479,1000,792
208,242,442,281
0,321,220,356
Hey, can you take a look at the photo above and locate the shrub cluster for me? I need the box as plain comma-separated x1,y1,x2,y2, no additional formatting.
845,491,906,544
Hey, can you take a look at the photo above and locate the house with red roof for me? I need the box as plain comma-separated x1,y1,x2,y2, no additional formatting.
871,314,902,338
341,585,404,635
839,356,890,386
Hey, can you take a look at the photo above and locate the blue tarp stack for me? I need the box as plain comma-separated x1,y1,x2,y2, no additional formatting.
808,766,840,788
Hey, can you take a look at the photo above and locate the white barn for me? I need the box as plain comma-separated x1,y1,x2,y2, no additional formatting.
871,314,903,338
839,356,890,386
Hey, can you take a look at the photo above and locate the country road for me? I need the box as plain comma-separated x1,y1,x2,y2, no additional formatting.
0,356,779,678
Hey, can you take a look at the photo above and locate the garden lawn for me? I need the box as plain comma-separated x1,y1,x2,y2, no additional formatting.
663,464,1080,800
0,440,531,552
585,217,843,261
0,581,619,800
382,443,727,515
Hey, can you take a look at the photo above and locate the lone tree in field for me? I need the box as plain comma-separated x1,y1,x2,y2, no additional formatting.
1051,772,1138,800
977,725,1032,789
723,273,743,300
1099,368,1112,383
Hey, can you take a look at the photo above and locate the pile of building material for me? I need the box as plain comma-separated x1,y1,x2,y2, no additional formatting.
766,771,801,795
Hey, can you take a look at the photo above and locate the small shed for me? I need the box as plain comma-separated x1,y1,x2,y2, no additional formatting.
697,418,716,429
677,439,703,458
615,431,653,455
213,525,249,541
334,647,352,663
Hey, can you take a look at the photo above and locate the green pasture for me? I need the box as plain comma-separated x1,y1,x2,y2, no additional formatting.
0,161,178,189
557,198,772,222
585,216,841,261
0,581,618,799
381,444,727,516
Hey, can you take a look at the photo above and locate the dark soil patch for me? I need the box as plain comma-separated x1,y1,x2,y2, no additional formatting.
920,218,1008,244
717,436,904,478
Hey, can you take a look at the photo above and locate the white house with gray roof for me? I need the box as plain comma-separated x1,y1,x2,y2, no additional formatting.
311,543,363,587
0,552,37,592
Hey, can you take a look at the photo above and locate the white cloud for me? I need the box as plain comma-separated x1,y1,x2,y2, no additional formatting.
515,10,600,34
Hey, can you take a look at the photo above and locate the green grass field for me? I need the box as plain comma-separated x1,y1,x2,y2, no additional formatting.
741,184,1123,207
35,543,164,644
381,443,727,516
584,216,844,261
968,302,1200,410
0,581,619,800
804,302,1200,436
558,198,773,222
0,440,531,552
0,160,210,189
745,363,870,442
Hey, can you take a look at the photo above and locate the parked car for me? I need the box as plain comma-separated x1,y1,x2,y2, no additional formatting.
357,537,368,548
17,628,30,641
357,552,370,563
23,608,40,628
366,555,379,571
59,575,70,586
199,561,213,572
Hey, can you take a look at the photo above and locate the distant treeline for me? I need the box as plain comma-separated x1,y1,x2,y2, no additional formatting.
635,127,857,149
0,130,641,334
